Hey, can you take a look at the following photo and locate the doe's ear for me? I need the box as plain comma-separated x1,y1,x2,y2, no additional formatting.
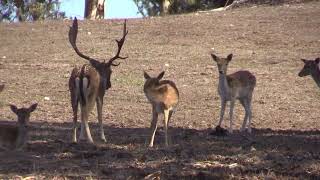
157,71,165,80
301,59,307,63
144,71,151,79
10,104,18,114
315,58,320,64
28,103,38,113
227,53,233,61
211,54,218,61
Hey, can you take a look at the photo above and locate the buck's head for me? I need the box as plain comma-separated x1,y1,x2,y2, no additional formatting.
69,17,128,90
211,53,233,75
143,71,165,89
298,58,320,77
10,103,38,126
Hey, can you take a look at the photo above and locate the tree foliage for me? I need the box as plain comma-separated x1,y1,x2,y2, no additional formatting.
133,0,233,17
0,0,65,22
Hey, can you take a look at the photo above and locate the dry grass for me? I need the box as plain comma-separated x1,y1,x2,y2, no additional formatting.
0,1,319,179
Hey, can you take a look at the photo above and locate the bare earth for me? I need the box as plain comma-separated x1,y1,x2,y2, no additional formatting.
0,1,319,179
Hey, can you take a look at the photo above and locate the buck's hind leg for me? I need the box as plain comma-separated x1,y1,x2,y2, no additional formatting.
97,98,106,142
71,77,80,143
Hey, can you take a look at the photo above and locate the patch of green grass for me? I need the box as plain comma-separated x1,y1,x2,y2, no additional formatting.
114,75,144,87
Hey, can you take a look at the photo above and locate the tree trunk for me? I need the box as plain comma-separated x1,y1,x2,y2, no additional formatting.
84,0,105,19
160,0,171,15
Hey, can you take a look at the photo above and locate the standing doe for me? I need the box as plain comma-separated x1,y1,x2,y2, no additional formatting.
211,53,256,133
298,58,320,88
68,18,128,144
143,71,179,147
0,103,37,150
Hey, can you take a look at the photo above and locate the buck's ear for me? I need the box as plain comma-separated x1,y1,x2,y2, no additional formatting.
28,103,38,113
10,104,18,114
211,54,218,61
157,71,165,80
227,54,233,61
315,58,320,64
301,59,307,63
144,71,151,79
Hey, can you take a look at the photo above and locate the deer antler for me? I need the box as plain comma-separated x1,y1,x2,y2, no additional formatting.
69,17,94,61
106,20,128,66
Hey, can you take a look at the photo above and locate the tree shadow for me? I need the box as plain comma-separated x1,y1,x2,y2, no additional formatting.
0,121,319,179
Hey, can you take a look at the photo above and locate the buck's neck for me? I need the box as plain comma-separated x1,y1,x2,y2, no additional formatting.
311,67,320,88
218,72,230,97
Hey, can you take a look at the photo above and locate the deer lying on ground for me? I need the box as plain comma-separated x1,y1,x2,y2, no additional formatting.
211,53,256,133
298,58,320,88
68,18,128,144
143,71,179,147
0,103,37,150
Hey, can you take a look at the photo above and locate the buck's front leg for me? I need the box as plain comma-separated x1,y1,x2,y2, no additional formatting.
97,98,106,142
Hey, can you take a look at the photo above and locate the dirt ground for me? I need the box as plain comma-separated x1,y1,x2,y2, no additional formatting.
0,1,319,179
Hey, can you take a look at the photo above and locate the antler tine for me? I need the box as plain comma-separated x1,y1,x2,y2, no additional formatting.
106,19,129,66
69,17,93,61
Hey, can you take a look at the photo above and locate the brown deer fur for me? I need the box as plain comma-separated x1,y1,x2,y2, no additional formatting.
211,53,256,133
144,71,179,147
0,103,37,150
68,18,128,144
298,58,320,88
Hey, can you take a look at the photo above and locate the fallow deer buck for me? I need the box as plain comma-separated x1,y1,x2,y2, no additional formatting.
143,71,179,147
68,18,128,144
298,58,320,88
0,103,37,150
211,53,256,134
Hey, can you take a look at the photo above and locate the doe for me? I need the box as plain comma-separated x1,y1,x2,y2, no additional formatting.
0,103,37,150
298,58,320,88
68,18,128,143
211,53,256,133
143,71,179,147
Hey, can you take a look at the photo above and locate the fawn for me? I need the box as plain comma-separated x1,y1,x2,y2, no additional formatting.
0,103,37,150
143,71,179,147
211,53,256,133
298,58,320,88
68,18,128,144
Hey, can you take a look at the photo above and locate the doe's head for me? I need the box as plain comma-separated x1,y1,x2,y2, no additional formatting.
298,58,320,77
10,103,38,126
211,53,233,75
143,71,165,88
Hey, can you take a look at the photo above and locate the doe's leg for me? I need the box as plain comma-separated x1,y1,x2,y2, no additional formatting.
239,98,249,132
217,99,226,127
163,109,171,147
228,99,236,133
149,105,158,147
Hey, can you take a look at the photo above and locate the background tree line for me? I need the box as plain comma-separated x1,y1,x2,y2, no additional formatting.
0,0,233,22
